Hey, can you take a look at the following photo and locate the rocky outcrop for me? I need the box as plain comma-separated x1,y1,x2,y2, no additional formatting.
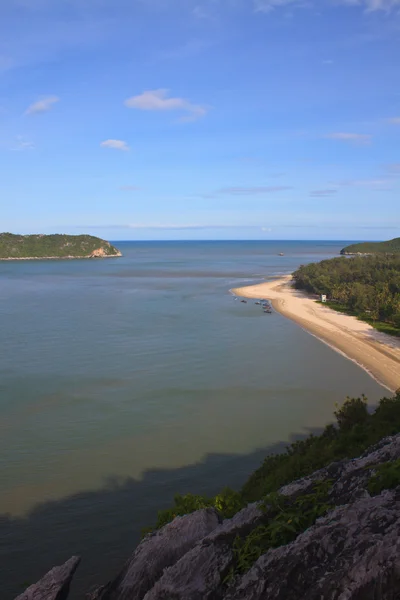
87,508,221,600
14,556,80,600
225,489,400,600
15,435,400,600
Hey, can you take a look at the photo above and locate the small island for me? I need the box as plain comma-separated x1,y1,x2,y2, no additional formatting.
340,237,400,255
0,233,122,260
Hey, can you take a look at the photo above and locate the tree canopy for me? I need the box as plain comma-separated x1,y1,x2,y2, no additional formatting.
292,255,400,335
0,233,121,259
341,238,400,255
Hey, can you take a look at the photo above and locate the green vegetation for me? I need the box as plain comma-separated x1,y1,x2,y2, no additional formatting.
227,480,332,579
146,391,400,535
341,238,400,255
292,255,400,336
0,233,121,259
368,458,400,496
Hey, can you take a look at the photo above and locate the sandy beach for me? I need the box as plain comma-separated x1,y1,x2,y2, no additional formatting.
232,276,400,393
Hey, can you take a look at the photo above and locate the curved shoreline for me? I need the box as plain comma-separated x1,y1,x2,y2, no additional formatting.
232,276,400,393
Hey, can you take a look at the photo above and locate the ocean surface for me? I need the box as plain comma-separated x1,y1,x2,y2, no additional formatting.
0,241,387,599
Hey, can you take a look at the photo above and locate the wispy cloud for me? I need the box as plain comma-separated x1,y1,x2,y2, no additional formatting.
387,117,400,125
254,0,299,12
100,139,130,151
254,0,400,12
12,136,35,151
217,186,292,194
119,185,140,191
325,132,371,145
309,189,337,197
352,0,400,12
386,163,400,174
24,96,59,116
124,89,208,122
192,5,215,19
333,178,391,189
0,55,14,71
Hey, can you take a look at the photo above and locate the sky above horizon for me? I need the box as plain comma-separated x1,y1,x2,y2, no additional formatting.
1,0,400,241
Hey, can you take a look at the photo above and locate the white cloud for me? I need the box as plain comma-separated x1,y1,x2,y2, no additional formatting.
124,89,208,122
24,96,59,116
325,132,371,145
387,117,400,124
100,139,130,151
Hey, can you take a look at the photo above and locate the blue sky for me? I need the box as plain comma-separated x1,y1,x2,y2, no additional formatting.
1,0,399,241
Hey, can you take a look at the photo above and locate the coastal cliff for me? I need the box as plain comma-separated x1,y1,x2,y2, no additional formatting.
0,233,122,260
17,431,400,600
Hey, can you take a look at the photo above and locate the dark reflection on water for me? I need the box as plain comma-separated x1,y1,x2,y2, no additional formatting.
1,430,323,600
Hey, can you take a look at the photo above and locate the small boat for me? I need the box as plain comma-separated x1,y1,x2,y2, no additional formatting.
278,253,284,256
264,309,272,314
241,299,247,303
255,302,261,305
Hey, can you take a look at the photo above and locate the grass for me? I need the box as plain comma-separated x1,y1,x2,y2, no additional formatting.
318,301,400,338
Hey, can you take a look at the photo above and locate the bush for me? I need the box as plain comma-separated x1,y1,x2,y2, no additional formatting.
334,395,368,431
368,458,400,496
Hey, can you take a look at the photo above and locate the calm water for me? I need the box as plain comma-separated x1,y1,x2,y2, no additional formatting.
0,241,386,598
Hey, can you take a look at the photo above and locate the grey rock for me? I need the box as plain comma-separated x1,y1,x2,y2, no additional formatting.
14,556,80,600
143,503,263,600
224,488,400,600
280,434,400,507
87,508,220,600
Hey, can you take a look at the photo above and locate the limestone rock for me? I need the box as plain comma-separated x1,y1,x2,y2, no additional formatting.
14,556,80,600
143,503,263,600
87,508,220,600
224,489,400,600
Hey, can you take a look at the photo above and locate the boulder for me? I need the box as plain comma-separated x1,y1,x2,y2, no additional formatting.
87,508,220,600
14,556,80,600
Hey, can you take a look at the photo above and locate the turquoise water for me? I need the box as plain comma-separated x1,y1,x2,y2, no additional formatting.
0,241,386,598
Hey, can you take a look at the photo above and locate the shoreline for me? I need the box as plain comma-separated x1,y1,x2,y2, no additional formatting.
232,276,400,393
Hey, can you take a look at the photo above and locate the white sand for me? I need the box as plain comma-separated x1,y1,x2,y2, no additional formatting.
232,276,400,393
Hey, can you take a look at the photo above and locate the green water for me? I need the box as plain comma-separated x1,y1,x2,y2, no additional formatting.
0,241,386,598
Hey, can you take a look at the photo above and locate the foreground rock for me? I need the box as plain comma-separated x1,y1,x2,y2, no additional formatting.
14,556,80,600
87,508,221,600
14,435,400,600
225,489,400,600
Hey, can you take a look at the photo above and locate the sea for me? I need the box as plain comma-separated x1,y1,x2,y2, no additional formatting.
0,241,387,599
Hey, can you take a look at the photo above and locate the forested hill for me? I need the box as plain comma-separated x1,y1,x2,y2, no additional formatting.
341,238,400,255
0,233,122,259
292,255,400,336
